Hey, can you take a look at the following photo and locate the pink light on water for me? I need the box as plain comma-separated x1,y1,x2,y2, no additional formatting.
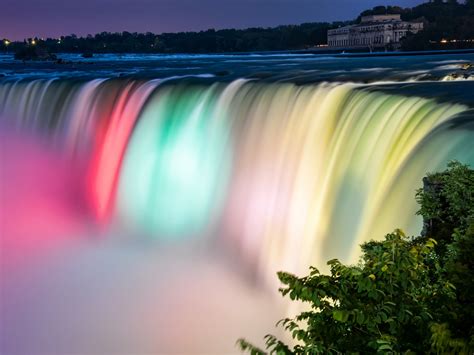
86,82,158,224
0,128,89,270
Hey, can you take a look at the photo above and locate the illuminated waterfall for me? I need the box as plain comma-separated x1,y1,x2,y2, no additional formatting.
1,78,473,282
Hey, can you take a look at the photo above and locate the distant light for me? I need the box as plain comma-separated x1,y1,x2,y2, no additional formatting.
3,39,10,46
31,39,36,45
440,39,448,44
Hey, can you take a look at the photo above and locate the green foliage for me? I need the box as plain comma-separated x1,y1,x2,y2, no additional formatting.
241,231,453,354
239,162,474,354
416,160,474,253
439,222,474,349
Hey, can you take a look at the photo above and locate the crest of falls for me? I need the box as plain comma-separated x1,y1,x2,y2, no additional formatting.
1,78,473,283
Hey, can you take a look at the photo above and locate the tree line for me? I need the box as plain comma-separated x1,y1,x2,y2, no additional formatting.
398,0,474,50
2,22,347,56
1,0,474,55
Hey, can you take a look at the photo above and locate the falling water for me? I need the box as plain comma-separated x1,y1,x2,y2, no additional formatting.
1,76,474,353
1,78,474,278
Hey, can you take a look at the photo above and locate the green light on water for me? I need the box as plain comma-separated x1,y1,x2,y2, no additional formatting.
116,85,231,239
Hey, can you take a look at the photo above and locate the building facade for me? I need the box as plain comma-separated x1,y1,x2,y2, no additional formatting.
327,14,424,49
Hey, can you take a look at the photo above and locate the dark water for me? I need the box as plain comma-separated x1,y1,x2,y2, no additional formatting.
1,52,473,83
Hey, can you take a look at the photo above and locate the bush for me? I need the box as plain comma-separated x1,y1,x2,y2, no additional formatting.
238,162,474,354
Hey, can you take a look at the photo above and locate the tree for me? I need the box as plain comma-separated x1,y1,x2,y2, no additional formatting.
238,162,474,354
416,161,474,254
401,0,474,50
239,231,454,354
416,161,474,349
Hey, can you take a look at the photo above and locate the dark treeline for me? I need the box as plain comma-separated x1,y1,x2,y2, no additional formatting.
399,0,474,50
1,0,474,55
356,1,474,51
1,22,349,56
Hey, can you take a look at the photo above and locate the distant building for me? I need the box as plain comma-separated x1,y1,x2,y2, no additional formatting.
327,14,424,49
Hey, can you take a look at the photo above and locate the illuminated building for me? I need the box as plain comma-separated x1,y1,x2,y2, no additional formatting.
327,14,424,49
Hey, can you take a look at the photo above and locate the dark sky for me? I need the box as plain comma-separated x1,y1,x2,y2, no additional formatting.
2,0,425,40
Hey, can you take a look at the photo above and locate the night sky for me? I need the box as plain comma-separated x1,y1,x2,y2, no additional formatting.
3,0,425,40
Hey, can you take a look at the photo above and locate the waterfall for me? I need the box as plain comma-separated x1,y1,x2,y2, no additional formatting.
1,77,473,282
